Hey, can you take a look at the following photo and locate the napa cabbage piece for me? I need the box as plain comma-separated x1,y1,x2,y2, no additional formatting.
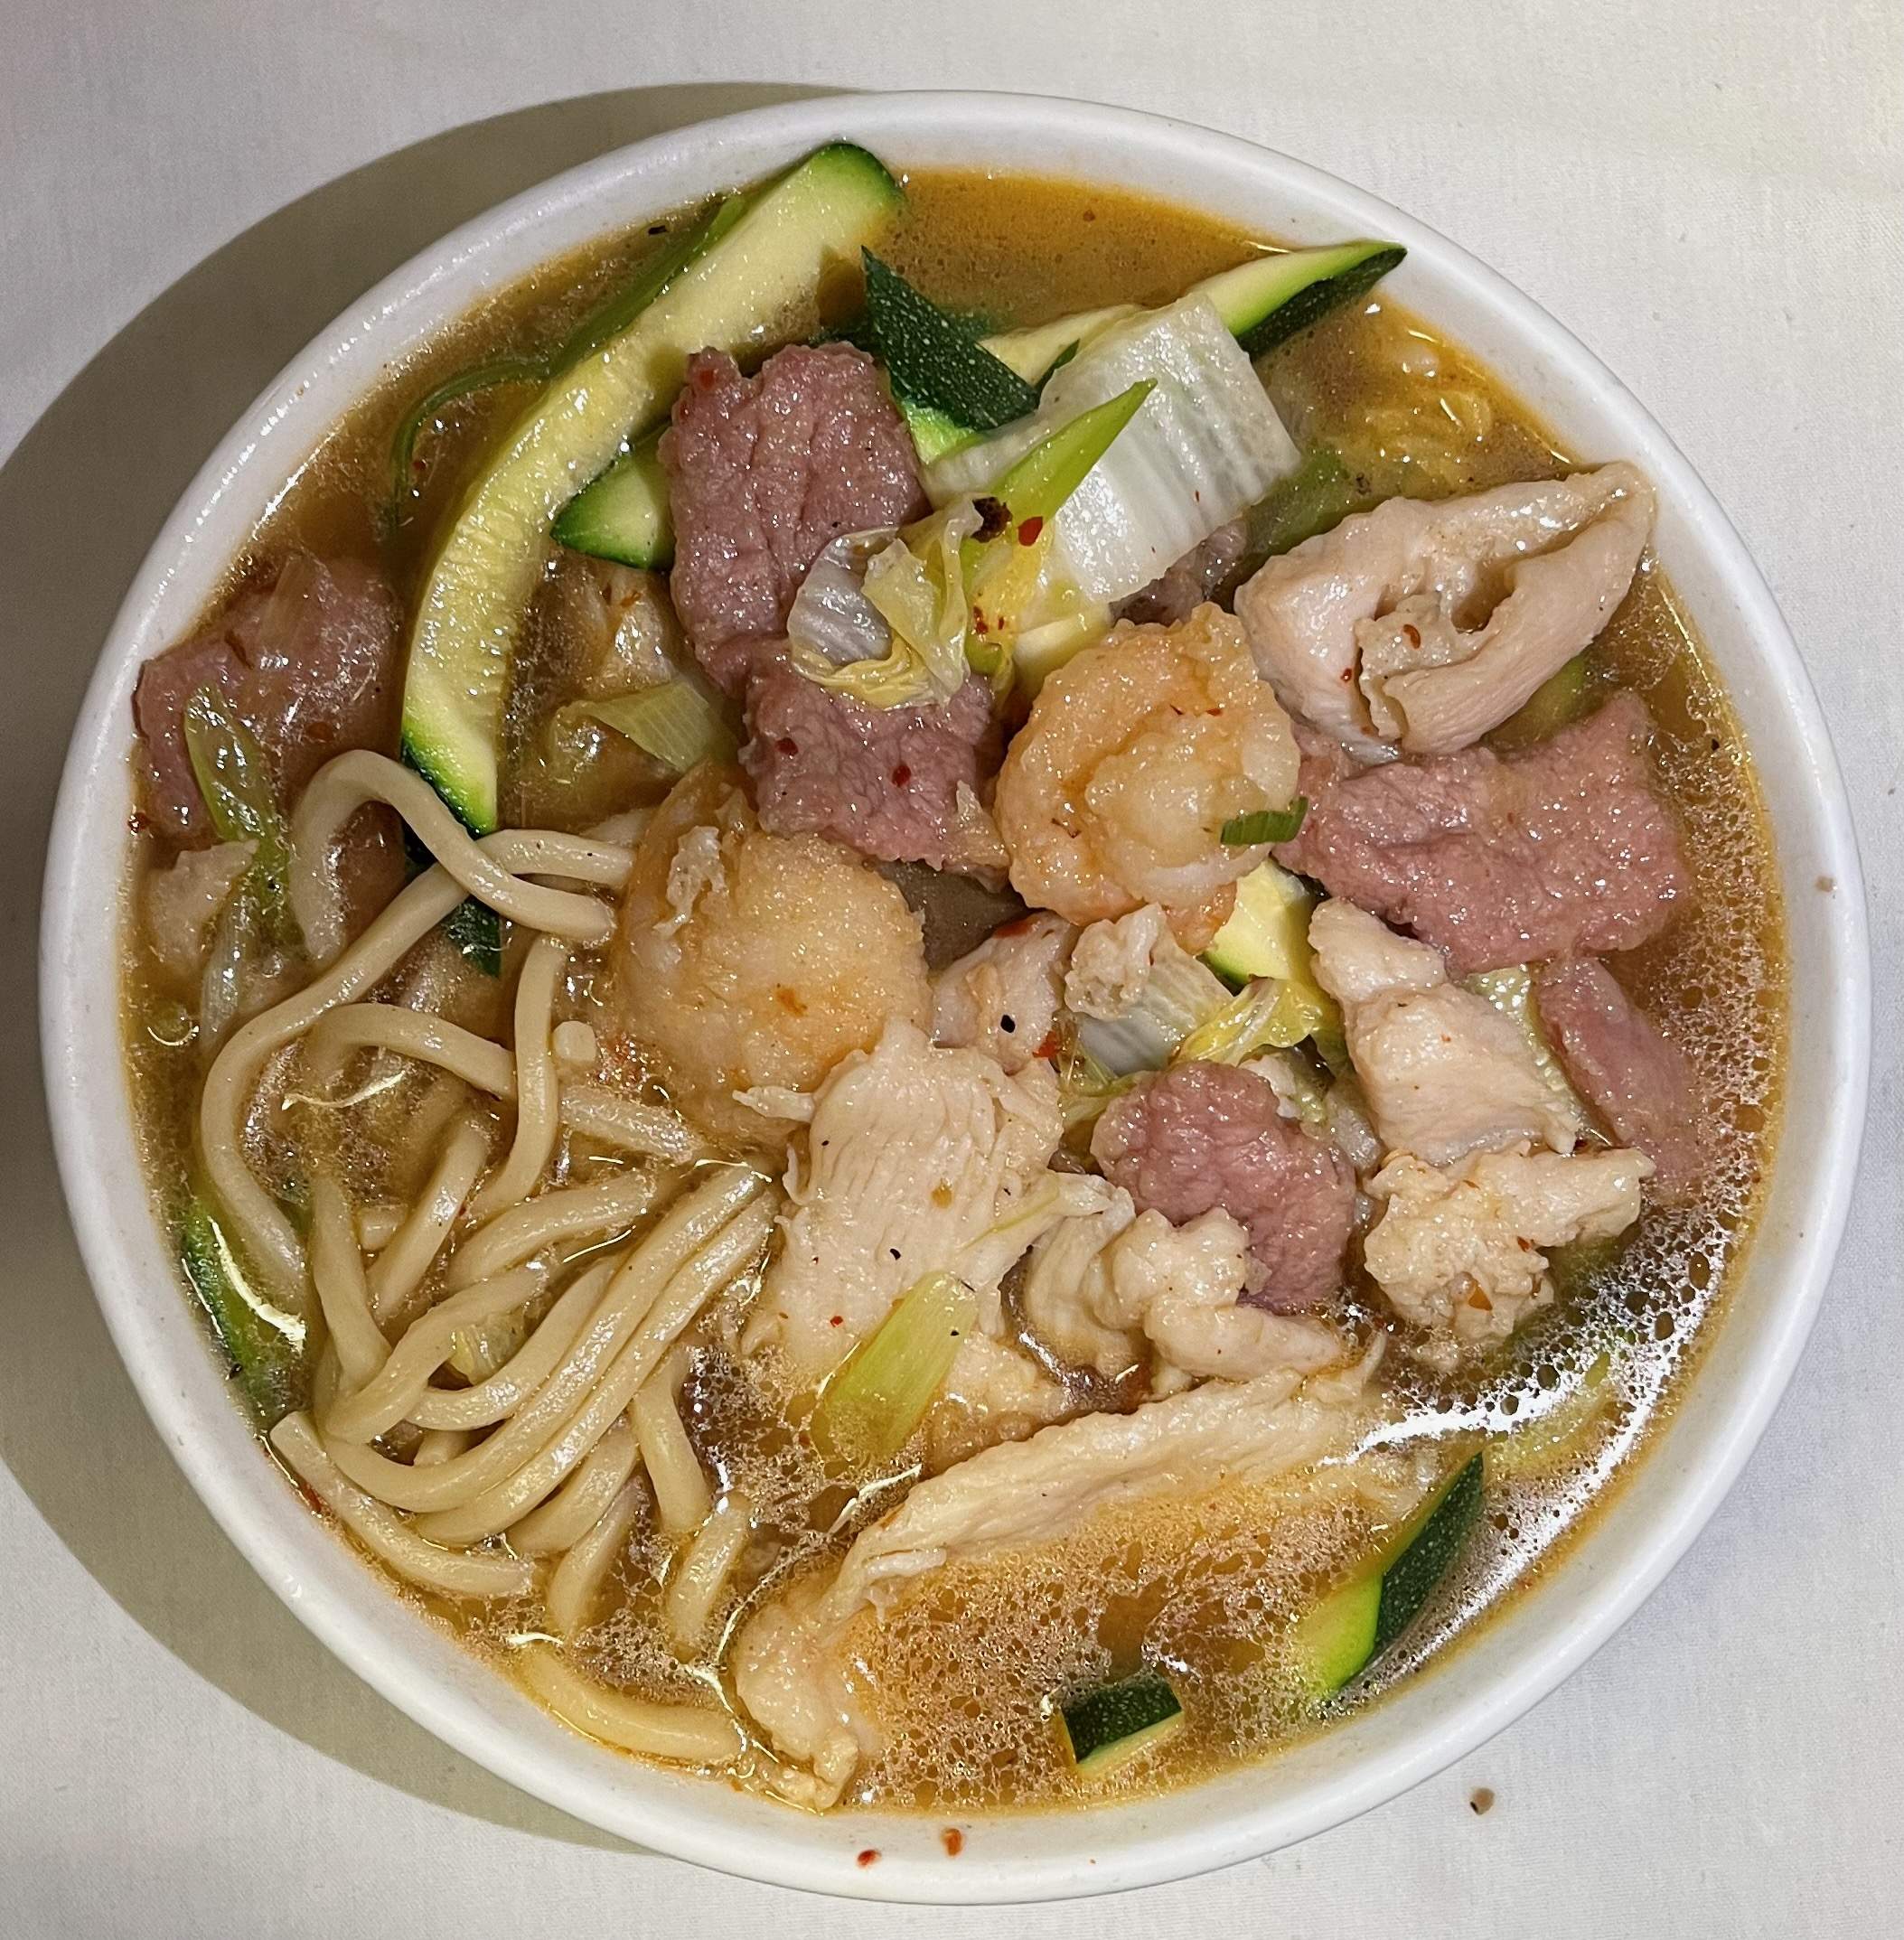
783,383,1153,706
786,501,982,708
926,295,1300,605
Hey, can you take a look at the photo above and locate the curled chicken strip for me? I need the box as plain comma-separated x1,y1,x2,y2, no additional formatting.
1309,898,1582,1166
994,605,1299,950
1235,463,1655,757
1364,1143,1650,1369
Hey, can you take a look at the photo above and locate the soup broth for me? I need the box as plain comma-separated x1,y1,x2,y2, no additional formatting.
121,164,1784,1814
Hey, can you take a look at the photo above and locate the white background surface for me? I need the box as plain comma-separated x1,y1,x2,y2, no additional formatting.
3,4,1900,1934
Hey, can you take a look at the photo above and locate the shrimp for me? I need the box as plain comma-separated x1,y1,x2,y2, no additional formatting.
613,764,932,1148
994,604,1299,949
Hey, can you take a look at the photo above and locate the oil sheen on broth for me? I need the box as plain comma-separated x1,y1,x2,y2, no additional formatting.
120,167,1786,1813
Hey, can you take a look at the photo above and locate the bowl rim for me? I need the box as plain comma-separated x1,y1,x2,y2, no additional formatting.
38,89,1870,1903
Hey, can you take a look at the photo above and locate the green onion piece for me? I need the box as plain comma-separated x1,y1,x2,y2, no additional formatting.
182,685,293,935
389,354,546,507
1486,651,1594,752
583,670,737,774
811,1271,978,1472
1246,446,1368,559
993,380,1155,525
179,1195,306,1423
1220,796,1308,847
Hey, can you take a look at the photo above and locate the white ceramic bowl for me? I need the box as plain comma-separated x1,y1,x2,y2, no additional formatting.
41,92,1868,1902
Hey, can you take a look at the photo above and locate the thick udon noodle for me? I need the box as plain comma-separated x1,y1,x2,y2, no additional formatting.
191,747,772,1764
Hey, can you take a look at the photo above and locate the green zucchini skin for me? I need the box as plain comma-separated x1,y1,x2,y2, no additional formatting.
1215,242,1408,358
1293,1451,1486,1694
860,249,1039,436
1373,1451,1484,1657
1058,1671,1186,1776
552,430,672,568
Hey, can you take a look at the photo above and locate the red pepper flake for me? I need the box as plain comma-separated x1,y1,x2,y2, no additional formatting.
856,1849,881,1868
1017,515,1044,546
1402,623,1421,648
891,763,912,788
127,810,152,835
830,1314,844,1327
691,362,718,391
940,1827,965,1857
1340,667,1355,683
972,610,990,634
775,736,799,755
1035,1030,1060,1059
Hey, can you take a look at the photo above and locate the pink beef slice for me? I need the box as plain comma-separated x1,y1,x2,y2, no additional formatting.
1535,956,1705,1198
1092,1060,1356,1313
1275,692,1689,974
1114,518,1250,627
132,554,401,844
743,656,998,869
660,343,928,696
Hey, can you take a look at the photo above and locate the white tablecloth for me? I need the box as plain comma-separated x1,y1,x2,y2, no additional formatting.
4,4,1900,1932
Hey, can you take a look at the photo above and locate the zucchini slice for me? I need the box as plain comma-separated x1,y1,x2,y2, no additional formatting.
1203,240,1407,358
1203,858,1319,989
889,240,1401,467
859,250,1038,445
551,427,672,568
1292,1451,1485,1694
1057,1671,1186,1777
400,141,903,831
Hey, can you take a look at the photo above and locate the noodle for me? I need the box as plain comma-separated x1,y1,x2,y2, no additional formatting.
410,1192,775,1544
661,1490,754,1649
357,1202,407,1251
305,1006,516,1099
366,1116,491,1323
513,1643,742,1764
550,1020,597,1069
407,1260,614,1431
633,1349,712,1537
290,751,617,960
309,1176,389,1389
506,1419,638,1557
445,1166,658,1289
469,934,567,1222
545,1481,642,1637
559,1084,707,1165
199,827,630,1303
318,1263,546,1444
413,1427,476,1467
321,1168,765,1514
268,1412,533,1599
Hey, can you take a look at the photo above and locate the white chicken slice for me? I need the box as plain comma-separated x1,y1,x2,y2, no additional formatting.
1309,900,1581,1165
1364,1144,1651,1368
1019,1188,1346,1386
1109,1209,1346,1384
740,1019,1065,1384
1235,463,1654,757
732,1348,1388,1804
932,913,1074,1074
